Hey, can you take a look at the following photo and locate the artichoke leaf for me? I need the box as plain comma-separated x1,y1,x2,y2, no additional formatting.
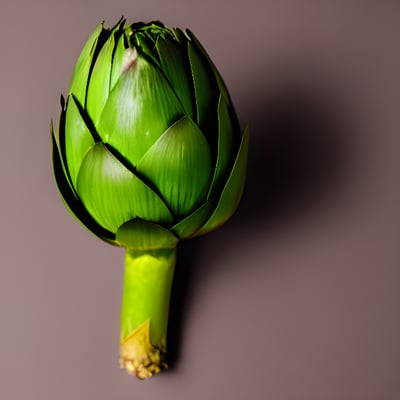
52,131,116,242
98,56,183,165
64,95,96,187
156,36,195,118
52,118,73,195
69,23,108,107
116,219,178,250
136,116,213,218
77,143,174,233
207,94,233,198
196,125,249,236
186,30,230,104
171,27,189,44
53,95,65,150
187,41,216,128
133,31,161,68
86,29,118,124
171,200,216,239
56,99,70,182
110,32,127,92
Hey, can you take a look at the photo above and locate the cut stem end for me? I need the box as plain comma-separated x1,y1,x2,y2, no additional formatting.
119,319,167,379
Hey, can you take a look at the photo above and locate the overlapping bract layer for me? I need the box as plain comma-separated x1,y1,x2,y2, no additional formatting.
52,19,248,248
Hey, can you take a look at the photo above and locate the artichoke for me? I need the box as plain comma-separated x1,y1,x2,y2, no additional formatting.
51,18,248,379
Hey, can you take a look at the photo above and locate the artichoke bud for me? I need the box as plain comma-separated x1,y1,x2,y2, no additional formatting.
52,18,248,378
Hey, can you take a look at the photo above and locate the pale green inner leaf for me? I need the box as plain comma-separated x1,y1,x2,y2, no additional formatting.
98,56,184,165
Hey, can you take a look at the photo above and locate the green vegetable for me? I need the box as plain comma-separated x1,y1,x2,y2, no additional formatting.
51,18,248,379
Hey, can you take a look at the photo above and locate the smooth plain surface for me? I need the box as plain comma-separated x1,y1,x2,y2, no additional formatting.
1,2,399,399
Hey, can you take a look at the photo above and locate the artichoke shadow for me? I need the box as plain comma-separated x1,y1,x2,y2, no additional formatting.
167,76,355,369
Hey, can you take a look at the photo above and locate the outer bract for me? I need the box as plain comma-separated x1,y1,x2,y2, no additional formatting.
52,18,248,379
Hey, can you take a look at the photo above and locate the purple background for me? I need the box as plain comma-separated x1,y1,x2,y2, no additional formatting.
1,1,399,399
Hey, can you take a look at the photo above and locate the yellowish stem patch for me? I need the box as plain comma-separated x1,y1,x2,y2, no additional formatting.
119,319,167,379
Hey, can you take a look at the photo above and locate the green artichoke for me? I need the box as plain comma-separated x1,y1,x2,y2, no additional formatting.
51,18,248,379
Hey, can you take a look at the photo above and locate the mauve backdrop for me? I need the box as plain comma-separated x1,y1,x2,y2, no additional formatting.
1,1,399,399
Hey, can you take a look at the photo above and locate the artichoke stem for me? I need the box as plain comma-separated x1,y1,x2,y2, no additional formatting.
119,247,176,379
